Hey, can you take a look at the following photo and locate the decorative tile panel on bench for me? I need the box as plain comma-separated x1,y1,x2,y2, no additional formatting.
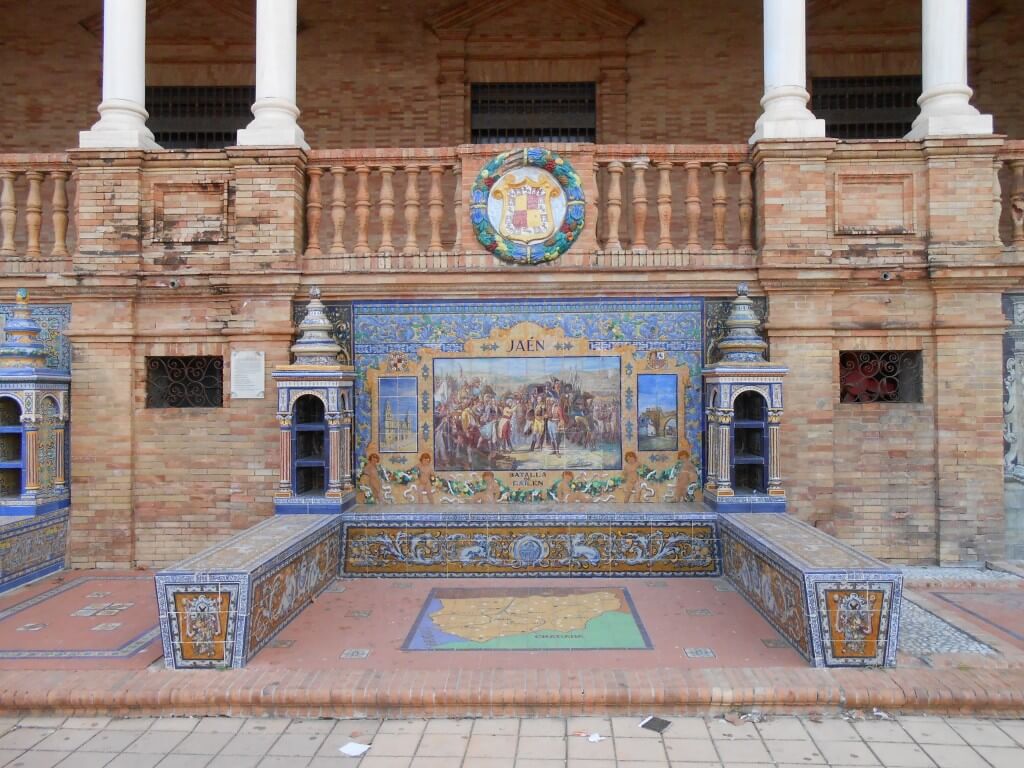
155,515,340,669
341,503,720,577
0,508,69,593
720,513,903,667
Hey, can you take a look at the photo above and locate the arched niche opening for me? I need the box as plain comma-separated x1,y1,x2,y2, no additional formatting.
292,394,327,496
732,390,768,494
0,397,23,498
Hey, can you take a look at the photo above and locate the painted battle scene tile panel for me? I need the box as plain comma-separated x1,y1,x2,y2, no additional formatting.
402,586,653,651
0,573,161,669
352,298,703,506
433,355,622,471
721,529,810,658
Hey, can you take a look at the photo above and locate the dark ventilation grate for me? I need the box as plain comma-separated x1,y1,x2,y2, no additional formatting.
146,86,255,149
811,76,921,140
839,350,923,403
470,82,597,144
146,356,224,408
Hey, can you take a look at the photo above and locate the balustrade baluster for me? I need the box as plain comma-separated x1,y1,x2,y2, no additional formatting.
631,159,648,253
353,165,371,256
329,166,347,254
1,171,17,256
24,171,42,257
378,165,395,255
50,170,69,257
738,162,754,252
1011,159,1024,244
685,162,702,252
656,161,673,250
711,162,728,251
452,165,463,255
427,165,444,255
304,166,323,257
994,159,1003,242
403,165,421,256
604,161,624,251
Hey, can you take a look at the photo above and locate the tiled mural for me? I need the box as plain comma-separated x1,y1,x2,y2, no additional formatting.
351,299,704,505
1004,294,1024,559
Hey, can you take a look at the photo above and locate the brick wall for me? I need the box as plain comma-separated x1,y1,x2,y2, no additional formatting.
1,0,1020,153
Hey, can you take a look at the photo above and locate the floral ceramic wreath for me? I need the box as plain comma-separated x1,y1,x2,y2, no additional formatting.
471,147,586,265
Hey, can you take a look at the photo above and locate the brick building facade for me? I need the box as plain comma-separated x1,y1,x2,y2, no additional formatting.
1,0,1022,568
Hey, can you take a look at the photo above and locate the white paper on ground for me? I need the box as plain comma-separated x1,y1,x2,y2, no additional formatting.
339,742,371,756
587,733,607,743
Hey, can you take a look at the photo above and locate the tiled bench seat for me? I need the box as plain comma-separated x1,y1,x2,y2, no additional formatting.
155,514,341,669
721,513,903,667
341,503,721,577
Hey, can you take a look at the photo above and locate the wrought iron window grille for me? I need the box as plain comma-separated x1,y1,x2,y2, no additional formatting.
839,350,923,404
470,82,597,144
146,356,224,408
146,86,255,149
811,75,921,140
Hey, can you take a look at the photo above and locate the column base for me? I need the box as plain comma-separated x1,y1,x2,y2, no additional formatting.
905,113,994,139
79,129,161,150
236,99,309,150
750,117,827,144
79,99,161,150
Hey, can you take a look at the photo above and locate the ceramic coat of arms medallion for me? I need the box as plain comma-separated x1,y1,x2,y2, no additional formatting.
471,147,585,265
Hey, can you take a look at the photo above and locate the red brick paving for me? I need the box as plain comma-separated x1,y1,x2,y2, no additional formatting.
0,571,1023,717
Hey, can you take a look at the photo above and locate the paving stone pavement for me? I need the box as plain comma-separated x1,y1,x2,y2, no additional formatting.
0,714,1021,767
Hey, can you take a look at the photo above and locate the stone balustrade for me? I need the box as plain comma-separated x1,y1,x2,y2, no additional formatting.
594,145,753,263
0,154,75,264
304,148,461,272
304,144,756,272
1001,140,1024,249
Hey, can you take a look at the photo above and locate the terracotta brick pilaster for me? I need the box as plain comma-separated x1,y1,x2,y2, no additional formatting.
65,298,136,568
69,150,146,273
932,288,1006,563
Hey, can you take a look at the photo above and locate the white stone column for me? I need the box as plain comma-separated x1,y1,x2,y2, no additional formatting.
906,0,993,139
236,0,309,150
79,0,159,149
750,0,825,143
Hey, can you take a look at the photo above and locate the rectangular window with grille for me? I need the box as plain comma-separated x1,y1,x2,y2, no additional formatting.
811,76,921,140
146,356,224,408
839,350,923,403
146,86,255,149
470,82,597,144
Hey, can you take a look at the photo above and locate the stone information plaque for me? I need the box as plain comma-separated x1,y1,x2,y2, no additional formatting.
231,350,265,399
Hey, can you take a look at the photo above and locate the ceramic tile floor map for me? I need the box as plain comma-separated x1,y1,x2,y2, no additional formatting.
403,586,652,650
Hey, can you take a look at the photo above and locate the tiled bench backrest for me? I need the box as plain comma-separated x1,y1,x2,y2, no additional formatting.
155,515,341,669
720,513,903,667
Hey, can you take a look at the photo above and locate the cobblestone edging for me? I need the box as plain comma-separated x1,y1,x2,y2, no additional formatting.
1,666,1024,719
